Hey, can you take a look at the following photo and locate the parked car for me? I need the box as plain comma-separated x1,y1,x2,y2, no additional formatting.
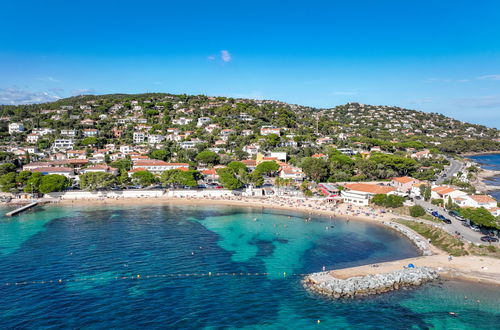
461,222,471,228
426,208,433,214
480,236,499,243
471,226,481,232
431,211,439,217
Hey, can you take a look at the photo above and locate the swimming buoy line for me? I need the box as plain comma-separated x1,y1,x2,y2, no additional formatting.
2,272,311,287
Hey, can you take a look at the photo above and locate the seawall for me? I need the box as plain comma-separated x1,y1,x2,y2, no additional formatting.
304,267,439,299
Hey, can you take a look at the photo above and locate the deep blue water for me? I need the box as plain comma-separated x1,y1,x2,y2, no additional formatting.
469,153,500,201
0,204,499,329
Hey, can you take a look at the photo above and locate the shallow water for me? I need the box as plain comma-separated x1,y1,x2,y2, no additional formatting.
0,204,498,329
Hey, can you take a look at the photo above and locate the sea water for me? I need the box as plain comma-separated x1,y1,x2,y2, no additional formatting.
0,204,498,329
469,153,500,201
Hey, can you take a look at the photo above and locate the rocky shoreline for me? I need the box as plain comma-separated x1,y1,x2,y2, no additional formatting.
383,220,433,256
303,267,439,299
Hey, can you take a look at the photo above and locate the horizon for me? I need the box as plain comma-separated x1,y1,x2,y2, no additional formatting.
1,0,500,128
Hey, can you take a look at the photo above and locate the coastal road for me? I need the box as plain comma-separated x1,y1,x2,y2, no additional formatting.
414,199,495,245
436,158,463,184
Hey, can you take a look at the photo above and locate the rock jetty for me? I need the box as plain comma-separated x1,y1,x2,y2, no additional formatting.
383,221,433,256
304,267,439,299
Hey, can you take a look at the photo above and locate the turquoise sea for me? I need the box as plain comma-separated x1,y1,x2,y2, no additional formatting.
468,153,500,201
0,204,499,329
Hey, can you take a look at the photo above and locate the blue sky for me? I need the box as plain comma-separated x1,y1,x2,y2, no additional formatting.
1,0,499,128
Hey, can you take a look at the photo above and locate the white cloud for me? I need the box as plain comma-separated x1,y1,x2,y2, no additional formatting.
476,74,500,81
0,87,61,105
207,55,216,61
72,88,95,96
221,50,232,62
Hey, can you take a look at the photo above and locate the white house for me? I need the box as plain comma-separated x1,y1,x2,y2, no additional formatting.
60,129,77,137
26,133,40,144
52,139,75,150
341,183,396,206
260,126,281,136
132,160,189,173
8,123,24,134
83,129,99,137
133,132,147,144
148,134,165,145
197,117,211,127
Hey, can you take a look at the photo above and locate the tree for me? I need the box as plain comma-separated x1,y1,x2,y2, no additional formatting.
255,161,280,176
249,171,264,187
263,133,281,148
24,172,42,193
39,174,70,194
110,158,132,171
301,157,328,182
132,171,157,187
195,150,220,166
150,149,170,161
16,171,32,185
0,172,17,192
0,163,16,176
461,207,498,229
80,172,117,191
217,168,243,190
371,194,405,208
446,196,454,210
227,161,247,174
81,137,98,146
409,205,426,217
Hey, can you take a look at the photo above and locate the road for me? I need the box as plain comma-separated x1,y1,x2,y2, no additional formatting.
436,158,464,184
414,199,496,245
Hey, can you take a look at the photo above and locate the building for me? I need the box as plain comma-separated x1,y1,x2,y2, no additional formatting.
453,194,497,209
8,123,24,134
133,132,147,144
60,129,77,137
32,167,75,178
341,183,396,206
279,166,304,181
197,117,211,127
83,129,99,137
316,137,333,145
132,160,189,174
260,126,281,136
26,133,40,144
52,139,75,150
80,165,118,175
148,134,165,145
391,176,419,194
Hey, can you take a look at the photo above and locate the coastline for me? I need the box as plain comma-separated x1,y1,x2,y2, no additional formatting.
53,196,500,287
461,151,500,157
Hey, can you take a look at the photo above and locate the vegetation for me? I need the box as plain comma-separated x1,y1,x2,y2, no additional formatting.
80,172,117,190
371,194,405,208
395,219,468,256
460,207,499,229
409,205,426,217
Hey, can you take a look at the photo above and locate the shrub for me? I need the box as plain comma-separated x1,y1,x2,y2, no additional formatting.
409,205,426,217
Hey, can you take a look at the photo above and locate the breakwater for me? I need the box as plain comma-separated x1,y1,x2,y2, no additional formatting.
383,221,433,256
304,267,439,299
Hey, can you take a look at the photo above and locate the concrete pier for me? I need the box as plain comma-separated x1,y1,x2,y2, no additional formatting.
5,201,39,216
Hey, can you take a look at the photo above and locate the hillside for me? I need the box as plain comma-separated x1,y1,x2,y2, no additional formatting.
0,93,498,155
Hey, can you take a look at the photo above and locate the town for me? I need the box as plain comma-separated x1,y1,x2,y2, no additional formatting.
1,93,499,244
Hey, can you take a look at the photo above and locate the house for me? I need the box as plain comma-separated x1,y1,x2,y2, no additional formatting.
201,168,219,182
80,165,118,175
312,153,328,160
411,150,431,159
172,117,193,125
26,133,40,144
32,128,54,136
52,139,75,150
243,144,260,155
241,129,253,136
179,139,202,149
32,167,75,178
270,152,287,162
279,166,304,181
391,177,419,194
241,159,257,171
454,194,497,209
431,186,467,201
197,117,211,127
316,137,333,145
80,119,95,126
260,126,281,136
8,123,24,134
67,150,87,159
205,124,220,133
120,145,133,154
341,183,396,206
83,129,99,137
148,134,165,144
60,129,77,137
132,160,189,173
133,132,147,144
